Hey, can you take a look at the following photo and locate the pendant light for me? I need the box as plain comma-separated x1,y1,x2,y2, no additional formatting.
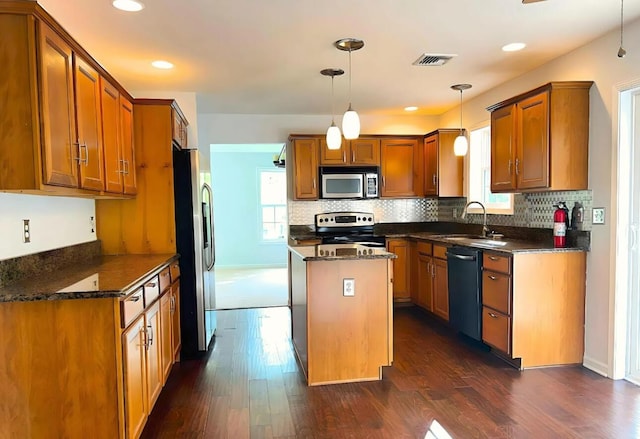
450,84,472,156
335,38,364,140
321,68,344,150
618,0,626,58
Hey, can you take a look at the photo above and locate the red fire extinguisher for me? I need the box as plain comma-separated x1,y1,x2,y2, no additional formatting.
553,202,568,248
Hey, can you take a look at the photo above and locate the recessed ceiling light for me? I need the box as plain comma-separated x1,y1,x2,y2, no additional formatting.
151,60,174,69
112,0,145,12
502,42,526,52
404,106,418,112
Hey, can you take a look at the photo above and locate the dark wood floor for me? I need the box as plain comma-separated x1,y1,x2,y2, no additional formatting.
142,306,640,438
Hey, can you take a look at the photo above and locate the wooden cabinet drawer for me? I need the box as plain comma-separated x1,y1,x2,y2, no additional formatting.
433,244,447,260
483,253,511,274
170,261,180,282
121,287,144,328
417,241,432,255
482,271,511,315
159,267,171,293
144,275,161,305
482,306,511,355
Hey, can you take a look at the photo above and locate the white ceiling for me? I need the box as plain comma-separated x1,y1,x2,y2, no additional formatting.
38,0,640,117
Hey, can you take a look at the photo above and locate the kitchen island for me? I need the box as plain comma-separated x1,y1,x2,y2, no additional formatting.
289,243,396,386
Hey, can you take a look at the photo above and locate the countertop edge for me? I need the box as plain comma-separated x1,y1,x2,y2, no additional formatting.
0,253,179,303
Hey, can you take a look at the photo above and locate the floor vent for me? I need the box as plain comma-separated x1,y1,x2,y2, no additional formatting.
412,53,457,66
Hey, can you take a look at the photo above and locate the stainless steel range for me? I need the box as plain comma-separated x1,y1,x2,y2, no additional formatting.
315,211,386,247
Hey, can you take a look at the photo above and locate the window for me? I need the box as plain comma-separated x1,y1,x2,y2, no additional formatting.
260,170,286,241
467,126,514,214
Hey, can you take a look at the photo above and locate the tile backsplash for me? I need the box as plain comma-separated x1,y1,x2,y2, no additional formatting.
289,190,593,231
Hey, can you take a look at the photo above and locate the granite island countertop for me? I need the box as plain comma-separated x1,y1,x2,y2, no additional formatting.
0,253,178,303
289,243,397,261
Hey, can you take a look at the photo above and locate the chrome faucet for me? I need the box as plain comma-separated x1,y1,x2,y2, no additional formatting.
461,201,489,238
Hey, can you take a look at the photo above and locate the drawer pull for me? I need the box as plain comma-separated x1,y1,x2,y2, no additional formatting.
145,282,157,288
489,256,499,261
162,272,170,277
128,294,141,302
488,275,497,280
488,312,499,318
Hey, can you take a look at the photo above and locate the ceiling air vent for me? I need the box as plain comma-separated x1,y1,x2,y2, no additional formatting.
412,53,457,67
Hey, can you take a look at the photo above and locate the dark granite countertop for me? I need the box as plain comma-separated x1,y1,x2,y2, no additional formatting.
0,253,179,303
289,244,396,261
387,232,586,254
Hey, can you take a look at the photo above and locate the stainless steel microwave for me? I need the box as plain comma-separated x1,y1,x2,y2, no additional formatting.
320,167,379,199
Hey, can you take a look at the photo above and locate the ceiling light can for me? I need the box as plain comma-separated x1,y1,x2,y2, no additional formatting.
502,42,526,52
151,60,174,69
112,0,145,12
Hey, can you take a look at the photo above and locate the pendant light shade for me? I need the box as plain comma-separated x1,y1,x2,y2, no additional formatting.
321,68,344,150
326,122,342,150
342,105,360,140
454,135,468,156
450,83,472,157
335,38,364,140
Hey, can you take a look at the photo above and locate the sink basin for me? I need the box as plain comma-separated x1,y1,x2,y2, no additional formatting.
434,234,509,248
467,239,508,248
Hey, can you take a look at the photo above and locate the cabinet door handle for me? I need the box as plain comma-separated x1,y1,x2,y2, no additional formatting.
508,159,512,175
79,143,88,165
170,295,175,312
431,264,435,277
488,312,499,318
141,326,148,349
73,141,82,163
343,150,346,162
312,178,316,189
145,282,157,288
488,275,497,280
118,159,125,174
352,151,355,163
124,160,130,175
147,324,154,348
515,158,520,176
382,176,386,187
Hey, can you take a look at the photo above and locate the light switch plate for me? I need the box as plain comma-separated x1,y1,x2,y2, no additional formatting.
343,278,355,297
593,207,605,225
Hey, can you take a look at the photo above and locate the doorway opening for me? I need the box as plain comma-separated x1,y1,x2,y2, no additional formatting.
210,143,288,310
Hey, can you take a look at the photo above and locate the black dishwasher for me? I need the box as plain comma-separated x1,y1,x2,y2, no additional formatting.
447,246,483,341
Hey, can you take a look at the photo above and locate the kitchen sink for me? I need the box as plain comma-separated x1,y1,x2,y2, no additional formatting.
433,234,509,248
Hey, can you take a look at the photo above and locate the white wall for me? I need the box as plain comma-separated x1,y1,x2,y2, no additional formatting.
197,113,439,145
438,18,640,376
0,193,96,260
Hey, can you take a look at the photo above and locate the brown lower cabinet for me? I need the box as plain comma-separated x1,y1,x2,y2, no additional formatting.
386,238,410,302
481,251,587,369
0,259,181,439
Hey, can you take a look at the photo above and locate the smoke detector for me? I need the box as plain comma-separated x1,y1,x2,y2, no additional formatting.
412,53,457,67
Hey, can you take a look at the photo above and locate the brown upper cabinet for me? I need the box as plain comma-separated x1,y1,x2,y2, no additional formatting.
172,105,189,149
380,137,423,197
101,80,137,195
488,81,593,193
288,136,319,200
423,129,464,197
0,4,135,197
320,137,381,166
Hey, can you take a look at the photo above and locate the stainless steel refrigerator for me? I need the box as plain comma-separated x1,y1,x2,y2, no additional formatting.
173,149,217,358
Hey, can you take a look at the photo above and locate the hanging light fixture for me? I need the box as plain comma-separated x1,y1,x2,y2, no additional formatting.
335,38,364,140
321,68,344,150
618,0,626,58
450,84,472,156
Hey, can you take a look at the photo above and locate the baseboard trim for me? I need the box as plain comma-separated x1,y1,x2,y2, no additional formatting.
583,355,609,377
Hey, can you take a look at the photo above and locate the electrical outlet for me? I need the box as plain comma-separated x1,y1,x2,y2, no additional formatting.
23,219,30,243
90,216,95,233
592,207,605,225
343,278,355,297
